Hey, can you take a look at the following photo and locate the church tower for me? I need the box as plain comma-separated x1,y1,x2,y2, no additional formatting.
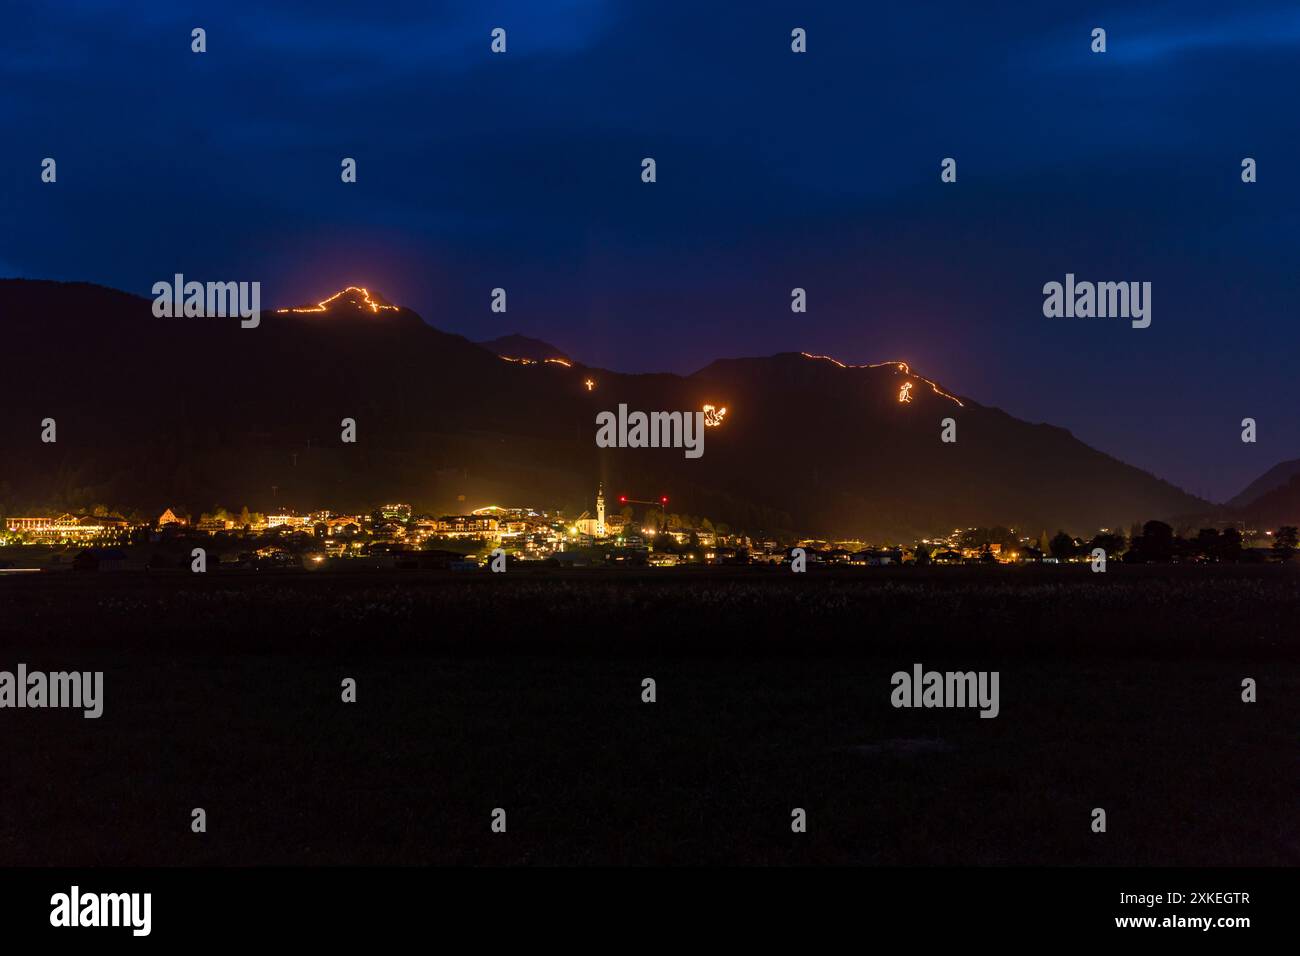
596,483,606,537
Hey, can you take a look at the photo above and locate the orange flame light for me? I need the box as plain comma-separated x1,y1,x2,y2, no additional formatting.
497,355,575,368
798,352,963,407
703,404,727,427
276,286,399,314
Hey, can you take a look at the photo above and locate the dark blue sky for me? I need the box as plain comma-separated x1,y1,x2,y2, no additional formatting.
3,1,1298,501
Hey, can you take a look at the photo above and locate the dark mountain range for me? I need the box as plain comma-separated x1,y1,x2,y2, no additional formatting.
1228,458,1300,510
1234,474,1300,527
0,279,1212,540
478,334,573,364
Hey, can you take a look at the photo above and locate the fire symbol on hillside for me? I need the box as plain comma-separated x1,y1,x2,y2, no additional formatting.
899,382,914,403
703,404,727,427
275,286,399,314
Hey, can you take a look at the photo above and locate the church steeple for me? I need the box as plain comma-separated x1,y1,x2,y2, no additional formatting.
596,483,606,537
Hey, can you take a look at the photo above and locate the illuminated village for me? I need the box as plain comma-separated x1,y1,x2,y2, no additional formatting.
0,480,1292,572
1,288,1293,570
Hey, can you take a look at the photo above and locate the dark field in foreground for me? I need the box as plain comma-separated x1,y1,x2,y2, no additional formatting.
1,565,1296,865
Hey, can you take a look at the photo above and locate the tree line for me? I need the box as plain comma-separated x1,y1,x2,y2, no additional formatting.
1049,521,1297,563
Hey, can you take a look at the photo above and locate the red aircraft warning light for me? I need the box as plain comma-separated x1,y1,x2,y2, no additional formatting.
619,494,669,515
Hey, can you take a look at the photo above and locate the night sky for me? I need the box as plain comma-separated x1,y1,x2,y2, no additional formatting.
3,1,1298,502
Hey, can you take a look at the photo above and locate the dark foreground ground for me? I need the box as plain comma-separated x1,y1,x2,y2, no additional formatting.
0,564,1296,865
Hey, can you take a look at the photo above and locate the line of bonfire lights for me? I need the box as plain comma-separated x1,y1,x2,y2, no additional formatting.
501,349,945,411
7,307,1265,567
274,291,942,414
282,290,946,412
798,354,965,406
274,286,400,314
271,289,945,410
1,335,995,569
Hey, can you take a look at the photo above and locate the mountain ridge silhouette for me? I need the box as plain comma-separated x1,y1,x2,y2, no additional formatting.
0,278,1216,539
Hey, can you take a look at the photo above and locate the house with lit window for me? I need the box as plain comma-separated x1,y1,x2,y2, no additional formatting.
435,515,499,538
157,508,187,528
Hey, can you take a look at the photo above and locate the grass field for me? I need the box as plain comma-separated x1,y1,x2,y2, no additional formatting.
1,564,1296,865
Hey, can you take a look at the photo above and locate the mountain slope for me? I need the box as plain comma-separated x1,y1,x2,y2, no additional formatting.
478,334,573,364
1228,459,1300,510
0,279,1209,539
1236,474,1300,526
